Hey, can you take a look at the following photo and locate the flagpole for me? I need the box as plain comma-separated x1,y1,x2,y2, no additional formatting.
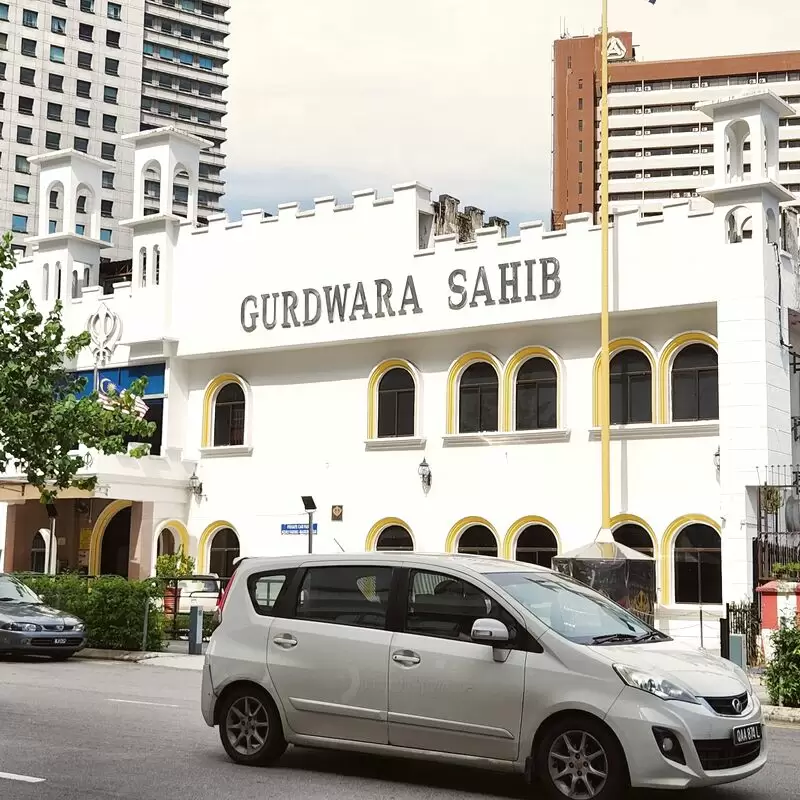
599,0,612,534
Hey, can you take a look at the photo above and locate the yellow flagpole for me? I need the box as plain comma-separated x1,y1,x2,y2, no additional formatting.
599,0,612,532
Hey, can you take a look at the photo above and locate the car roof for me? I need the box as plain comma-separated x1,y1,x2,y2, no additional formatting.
234,552,551,576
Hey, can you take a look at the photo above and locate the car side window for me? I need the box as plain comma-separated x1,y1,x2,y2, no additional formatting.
405,570,518,643
248,571,290,616
294,565,393,630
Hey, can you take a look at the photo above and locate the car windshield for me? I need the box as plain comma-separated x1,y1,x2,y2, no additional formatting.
486,571,660,645
0,574,42,604
178,578,220,595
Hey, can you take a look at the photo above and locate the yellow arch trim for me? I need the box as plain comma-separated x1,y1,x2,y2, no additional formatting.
445,351,503,434
365,517,415,551
660,514,721,606
197,520,238,573
503,515,561,560
444,516,499,554
610,513,658,559
502,347,562,431
201,373,248,447
89,500,133,576
366,359,418,439
592,337,657,426
154,519,191,557
658,332,718,424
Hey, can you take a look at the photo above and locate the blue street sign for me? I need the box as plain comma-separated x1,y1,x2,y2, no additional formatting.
281,523,318,536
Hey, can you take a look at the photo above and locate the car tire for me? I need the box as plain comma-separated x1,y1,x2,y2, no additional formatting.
218,685,286,767
534,715,627,800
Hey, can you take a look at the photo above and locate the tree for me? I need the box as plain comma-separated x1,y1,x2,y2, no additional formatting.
0,232,155,503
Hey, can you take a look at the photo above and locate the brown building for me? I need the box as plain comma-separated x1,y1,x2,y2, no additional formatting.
552,33,800,228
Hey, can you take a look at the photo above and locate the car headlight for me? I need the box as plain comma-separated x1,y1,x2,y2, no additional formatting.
613,664,700,704
73,623,85,632
1,622,41,632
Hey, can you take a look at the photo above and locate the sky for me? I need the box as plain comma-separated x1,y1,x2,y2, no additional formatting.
224,0,800,233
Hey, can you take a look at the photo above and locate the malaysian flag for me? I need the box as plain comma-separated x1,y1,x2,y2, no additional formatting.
98,380,149,419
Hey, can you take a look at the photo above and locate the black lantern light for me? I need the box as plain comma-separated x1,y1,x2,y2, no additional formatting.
418,458,432,493
189,470,203,497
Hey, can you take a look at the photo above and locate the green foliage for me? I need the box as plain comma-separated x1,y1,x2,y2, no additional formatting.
17,573,164,651
0,232,155,503
772,562,800,580
761,484,783,515
764,621,800,708
155,549,195,578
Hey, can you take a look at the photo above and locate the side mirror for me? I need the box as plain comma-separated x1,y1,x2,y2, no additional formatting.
471,618,510,645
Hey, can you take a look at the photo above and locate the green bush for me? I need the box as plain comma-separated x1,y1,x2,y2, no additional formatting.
17,573,164,652
772,562,800,580
764,621,800,707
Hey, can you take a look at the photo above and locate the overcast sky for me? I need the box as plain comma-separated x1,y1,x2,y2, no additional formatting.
224,0,800,232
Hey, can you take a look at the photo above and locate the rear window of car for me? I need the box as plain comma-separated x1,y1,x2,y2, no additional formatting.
247,570,292,616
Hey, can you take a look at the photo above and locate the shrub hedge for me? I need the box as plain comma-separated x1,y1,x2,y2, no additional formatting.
17,573,164,652
764,621,800,708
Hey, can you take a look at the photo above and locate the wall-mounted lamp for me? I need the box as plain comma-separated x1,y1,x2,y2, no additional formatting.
418,458,432,494
713,447,720,471
188,470,204,498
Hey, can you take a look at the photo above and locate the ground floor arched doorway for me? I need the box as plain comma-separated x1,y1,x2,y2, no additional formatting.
100,506,132,577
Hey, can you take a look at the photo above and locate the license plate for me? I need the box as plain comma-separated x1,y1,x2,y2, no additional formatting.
54,638,67,645
732,724,762,746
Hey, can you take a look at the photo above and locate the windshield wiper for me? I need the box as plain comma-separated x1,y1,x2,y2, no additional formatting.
591,633,640,644
633,630,670,643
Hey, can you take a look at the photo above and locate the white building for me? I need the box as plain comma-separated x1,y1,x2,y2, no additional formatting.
0,0,229,262
2,90,799,651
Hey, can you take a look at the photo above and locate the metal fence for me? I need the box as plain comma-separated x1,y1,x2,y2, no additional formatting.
756,466,800,583
720,601,761,666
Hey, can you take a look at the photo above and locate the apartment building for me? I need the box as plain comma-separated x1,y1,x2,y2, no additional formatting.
0,0,229,261
552,32,800,227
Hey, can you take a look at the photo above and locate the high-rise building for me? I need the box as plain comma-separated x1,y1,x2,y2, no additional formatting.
551,32,800,228
0,0,229,261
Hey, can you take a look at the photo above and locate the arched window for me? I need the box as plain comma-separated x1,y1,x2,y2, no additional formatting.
457,525,498,557
610,350,652,425
42,264,49,301
459,363,499,433
140,247,147,288
514,524,558,568
153,245,161,286
55,262,62,299
157,529,176,557
209,528,240,578
515,358,557,430
671,344,718,422
613,524,654,557
377,368,414,438
83,266,91,289
674,524,722,605
213,383,245,447
71,270,79,299
375,525,414,551
31,533,47,573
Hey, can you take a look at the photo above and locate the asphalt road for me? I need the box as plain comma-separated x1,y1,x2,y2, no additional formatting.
0,657,797,800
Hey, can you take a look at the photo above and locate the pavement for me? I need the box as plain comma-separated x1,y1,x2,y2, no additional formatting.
1,656,799,800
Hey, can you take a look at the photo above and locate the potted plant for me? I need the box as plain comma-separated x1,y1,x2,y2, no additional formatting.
155,549,195,616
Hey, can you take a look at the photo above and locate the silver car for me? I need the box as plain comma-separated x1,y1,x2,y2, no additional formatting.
0,573,87,661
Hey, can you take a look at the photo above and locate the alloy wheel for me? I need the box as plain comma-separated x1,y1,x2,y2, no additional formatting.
225,696,270,756
547,729,609,799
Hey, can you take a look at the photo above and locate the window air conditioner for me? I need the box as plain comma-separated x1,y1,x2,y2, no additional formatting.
693,148,700,154
636,151,642,157
672,192,681,198
642,130,648,135
692,82,699,88
645,150,652,156
702,169,710,175
692,126,699,132
759,78,767,84
637,108,644,114
635,86,642,91
749,78,757,84
683,191,691,197
701,81,709,87
693,170,700,176
642,108,649,113
644,86,651,91
645,172,652,178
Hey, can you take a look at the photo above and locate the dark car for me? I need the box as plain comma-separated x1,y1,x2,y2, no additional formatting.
0,573,87,661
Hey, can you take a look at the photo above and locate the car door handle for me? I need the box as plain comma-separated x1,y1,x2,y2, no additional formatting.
273,634,298,649
392,650,420,666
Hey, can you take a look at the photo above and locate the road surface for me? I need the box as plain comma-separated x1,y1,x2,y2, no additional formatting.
0,656,796,799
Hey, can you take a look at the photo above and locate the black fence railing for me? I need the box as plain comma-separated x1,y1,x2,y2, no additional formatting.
756,467,800,582
720,601,761,666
